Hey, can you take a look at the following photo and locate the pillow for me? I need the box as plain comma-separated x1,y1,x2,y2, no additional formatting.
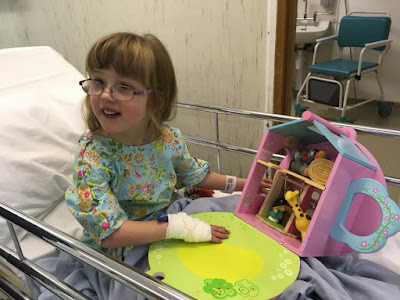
0,46,86,248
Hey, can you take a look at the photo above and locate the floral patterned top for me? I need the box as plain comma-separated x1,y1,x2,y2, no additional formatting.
65,124,210,260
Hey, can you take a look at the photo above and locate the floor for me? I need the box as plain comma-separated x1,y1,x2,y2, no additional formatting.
291,97,400,204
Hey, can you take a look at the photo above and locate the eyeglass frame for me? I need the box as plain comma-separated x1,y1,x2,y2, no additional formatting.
79,79,156,101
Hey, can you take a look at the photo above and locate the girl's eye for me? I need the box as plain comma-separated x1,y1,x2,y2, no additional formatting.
93,78,104,84
118,85,133,91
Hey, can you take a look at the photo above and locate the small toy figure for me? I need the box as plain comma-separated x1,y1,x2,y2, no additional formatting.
314,150,327,159
305,149,319,164
284,190,311,240
267,208,283,223
293,149,309,163
290,149,328,178
289,160,309,177
267,198,291,224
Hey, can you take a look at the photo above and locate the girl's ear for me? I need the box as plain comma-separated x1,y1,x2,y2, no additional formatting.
147,95,158,114
150,91,165,115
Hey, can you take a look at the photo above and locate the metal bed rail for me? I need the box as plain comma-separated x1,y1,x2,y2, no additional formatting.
0,202,195,300
177,101,400,187
177,102,400,138
1,102,399,299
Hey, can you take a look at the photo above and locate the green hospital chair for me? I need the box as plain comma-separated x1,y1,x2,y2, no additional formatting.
296,12,392,122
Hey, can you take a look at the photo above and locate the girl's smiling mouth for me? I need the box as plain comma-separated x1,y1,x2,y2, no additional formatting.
102,108,121,118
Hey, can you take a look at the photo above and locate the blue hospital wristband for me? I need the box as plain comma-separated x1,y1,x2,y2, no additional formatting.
157,216,169,222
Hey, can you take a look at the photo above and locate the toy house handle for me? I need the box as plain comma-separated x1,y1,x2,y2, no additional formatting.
330,178,400,253
302,111,357,140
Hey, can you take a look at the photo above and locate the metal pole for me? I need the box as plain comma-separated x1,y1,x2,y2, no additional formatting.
215,113,221,173
177,101,400,139
6,221,37,299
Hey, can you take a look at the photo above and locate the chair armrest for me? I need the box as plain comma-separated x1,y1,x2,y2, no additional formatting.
356,39,392,77
315,34,337,44
365,39,392,49
312,35,338,65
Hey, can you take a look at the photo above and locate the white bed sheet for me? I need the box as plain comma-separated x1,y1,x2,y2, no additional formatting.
0,46,85,259
20,198,83,261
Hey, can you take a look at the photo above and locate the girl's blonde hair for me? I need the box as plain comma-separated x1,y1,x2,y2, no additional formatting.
83,32,177,138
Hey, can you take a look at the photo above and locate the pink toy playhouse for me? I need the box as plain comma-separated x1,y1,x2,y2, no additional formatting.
235,111,400,257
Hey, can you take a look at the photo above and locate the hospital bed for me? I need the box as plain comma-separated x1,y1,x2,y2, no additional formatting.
0,46,399,299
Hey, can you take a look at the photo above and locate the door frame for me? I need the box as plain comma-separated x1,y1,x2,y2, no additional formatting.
273,0,297,116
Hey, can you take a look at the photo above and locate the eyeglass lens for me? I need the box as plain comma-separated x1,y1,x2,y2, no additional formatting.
82,80,134,101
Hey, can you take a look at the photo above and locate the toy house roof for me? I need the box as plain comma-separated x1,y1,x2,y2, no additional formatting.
268,119,326,145
267,119,376,170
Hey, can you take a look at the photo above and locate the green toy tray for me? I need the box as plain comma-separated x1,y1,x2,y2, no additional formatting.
148,212,300,299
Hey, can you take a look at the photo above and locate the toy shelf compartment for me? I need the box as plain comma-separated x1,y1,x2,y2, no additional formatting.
249,135,340,250
256,160,326,190
256,159,326,240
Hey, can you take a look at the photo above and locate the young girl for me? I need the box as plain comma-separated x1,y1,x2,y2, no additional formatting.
65,32,271,261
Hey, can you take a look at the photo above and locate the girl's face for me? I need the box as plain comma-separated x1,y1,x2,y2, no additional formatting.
89,68,151,145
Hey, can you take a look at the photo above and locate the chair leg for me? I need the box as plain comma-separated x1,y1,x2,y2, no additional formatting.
338,79,354,123
374,71,392,117
375,71,384,100
296,73,312,104
341,79,352,117
295,73,312,117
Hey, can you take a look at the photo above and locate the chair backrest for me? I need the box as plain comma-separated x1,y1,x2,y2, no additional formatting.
337,15,391,51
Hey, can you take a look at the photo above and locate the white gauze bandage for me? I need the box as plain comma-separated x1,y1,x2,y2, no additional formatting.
165,212,212,242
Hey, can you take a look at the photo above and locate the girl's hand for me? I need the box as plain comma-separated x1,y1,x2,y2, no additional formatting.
210,225,230,243
166,212,229,243
258,177,273,196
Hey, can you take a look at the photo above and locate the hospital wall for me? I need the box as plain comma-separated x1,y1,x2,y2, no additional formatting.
0,0,276,178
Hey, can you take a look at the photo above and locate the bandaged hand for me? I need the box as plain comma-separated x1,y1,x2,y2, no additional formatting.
165,212,230,243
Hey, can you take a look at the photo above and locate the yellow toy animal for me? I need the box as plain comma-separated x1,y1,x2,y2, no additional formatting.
284,190,311,240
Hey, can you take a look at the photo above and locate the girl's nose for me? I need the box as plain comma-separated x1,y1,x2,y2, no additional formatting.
99,87,115,101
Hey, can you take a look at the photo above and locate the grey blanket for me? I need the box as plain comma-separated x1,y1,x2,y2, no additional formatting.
33,196,400,300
